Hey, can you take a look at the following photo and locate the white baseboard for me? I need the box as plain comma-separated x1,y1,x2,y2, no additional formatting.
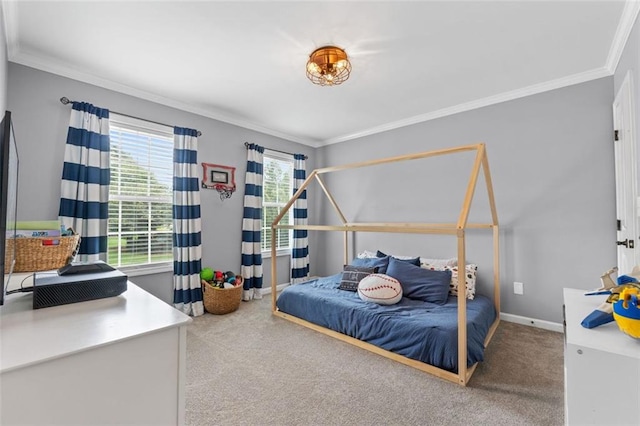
259,283,290,295
260,277,319,295
501,312,564,333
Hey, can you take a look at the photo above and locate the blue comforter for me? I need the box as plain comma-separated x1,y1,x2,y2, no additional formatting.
276,273,497,372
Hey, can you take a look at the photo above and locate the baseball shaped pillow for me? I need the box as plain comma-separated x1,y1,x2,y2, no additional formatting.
357,274,403,305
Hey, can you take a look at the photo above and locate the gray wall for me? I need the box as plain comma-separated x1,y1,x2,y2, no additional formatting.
6,63,316,303
0,3,8,113
316,77,616,324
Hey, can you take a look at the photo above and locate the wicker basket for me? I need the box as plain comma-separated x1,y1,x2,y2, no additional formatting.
201,277,243,315
4,234,81,273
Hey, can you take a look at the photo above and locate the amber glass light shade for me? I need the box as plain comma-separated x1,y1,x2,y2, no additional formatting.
306,46,351,86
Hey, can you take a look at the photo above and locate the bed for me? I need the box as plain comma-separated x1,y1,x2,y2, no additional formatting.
269,144,500,386
276,273,497,372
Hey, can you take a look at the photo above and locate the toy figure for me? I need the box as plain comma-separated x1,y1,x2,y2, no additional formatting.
581,266,640,329
214,270,225,288
613,287,640,338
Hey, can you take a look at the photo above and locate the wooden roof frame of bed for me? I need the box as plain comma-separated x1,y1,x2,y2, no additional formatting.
270,143,500,386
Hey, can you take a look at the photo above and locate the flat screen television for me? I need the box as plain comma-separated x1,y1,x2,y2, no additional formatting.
1,110,19,306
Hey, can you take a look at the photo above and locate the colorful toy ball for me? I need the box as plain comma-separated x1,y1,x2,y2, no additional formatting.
200,267,214,282
613,287,640,339
224,271,235,281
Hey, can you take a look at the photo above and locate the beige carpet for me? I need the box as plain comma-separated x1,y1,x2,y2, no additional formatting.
186,297,564,426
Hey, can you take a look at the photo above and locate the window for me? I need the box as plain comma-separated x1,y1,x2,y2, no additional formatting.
261,152,294,253
108,114,174,267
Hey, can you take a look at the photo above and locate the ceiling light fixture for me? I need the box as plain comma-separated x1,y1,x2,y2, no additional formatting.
306,46,351,86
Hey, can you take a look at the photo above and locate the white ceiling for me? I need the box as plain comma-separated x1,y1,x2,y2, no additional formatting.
3,1,639,147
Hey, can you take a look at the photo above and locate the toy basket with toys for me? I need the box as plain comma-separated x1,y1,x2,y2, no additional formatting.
201,274,244,315
4,234,80,273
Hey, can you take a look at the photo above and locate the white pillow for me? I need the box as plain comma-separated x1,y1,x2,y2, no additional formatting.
359,250,456,269
421,263,477,300
419,257,457,268
384,253,416,260
357,274,403,305
356,250,378,259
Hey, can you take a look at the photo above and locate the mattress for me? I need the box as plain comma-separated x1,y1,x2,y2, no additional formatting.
276,273,497,372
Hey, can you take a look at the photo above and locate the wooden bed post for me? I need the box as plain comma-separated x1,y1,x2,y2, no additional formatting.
457,231,468,385
482,149,501,320
271,225,277,312
344,232,349,266
455,144,484,386
493,225,501,317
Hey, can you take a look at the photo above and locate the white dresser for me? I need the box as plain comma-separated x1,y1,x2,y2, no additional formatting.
0,274,192,425
563,288,640,426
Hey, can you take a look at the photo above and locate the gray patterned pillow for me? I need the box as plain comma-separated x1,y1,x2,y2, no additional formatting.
339,265,378,292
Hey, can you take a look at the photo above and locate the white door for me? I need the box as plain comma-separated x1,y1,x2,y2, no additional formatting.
613,71,638,275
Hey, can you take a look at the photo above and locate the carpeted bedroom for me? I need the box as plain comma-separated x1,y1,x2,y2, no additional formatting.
185,298,564,425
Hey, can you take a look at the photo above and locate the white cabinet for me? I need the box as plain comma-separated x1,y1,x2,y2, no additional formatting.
563,288,640,426
1,278,191,425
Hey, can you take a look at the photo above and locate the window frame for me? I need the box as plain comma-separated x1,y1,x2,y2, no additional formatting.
261,150,294,258
107,113,174,274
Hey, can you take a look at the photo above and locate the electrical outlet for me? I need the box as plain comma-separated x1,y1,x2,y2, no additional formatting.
514,281,524,295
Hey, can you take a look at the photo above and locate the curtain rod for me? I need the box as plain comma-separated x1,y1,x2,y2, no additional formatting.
59,97,202,137
244,141,307,160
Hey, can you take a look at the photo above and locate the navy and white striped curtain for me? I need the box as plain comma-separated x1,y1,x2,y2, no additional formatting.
291,154,309,283
172,127,204,317
58,102,110,263
241,143,264,301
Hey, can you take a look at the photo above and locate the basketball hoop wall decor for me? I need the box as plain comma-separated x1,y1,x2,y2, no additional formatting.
202,163,236,201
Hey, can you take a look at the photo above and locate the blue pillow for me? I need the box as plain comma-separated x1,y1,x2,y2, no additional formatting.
376,250,420,267
350,256,390,274
385,257,451,304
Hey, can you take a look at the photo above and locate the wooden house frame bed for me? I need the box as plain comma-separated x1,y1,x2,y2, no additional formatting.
270,143,500,386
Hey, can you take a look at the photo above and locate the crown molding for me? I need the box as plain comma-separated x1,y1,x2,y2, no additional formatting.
322,67,612,146
1,0,18,56
8,50,320,147
7,48,615,150
605,0,640,74
11,46,614,149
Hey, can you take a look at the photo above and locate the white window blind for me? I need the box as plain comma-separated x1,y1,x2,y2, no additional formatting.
108,114,174,267
262,152,293,253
